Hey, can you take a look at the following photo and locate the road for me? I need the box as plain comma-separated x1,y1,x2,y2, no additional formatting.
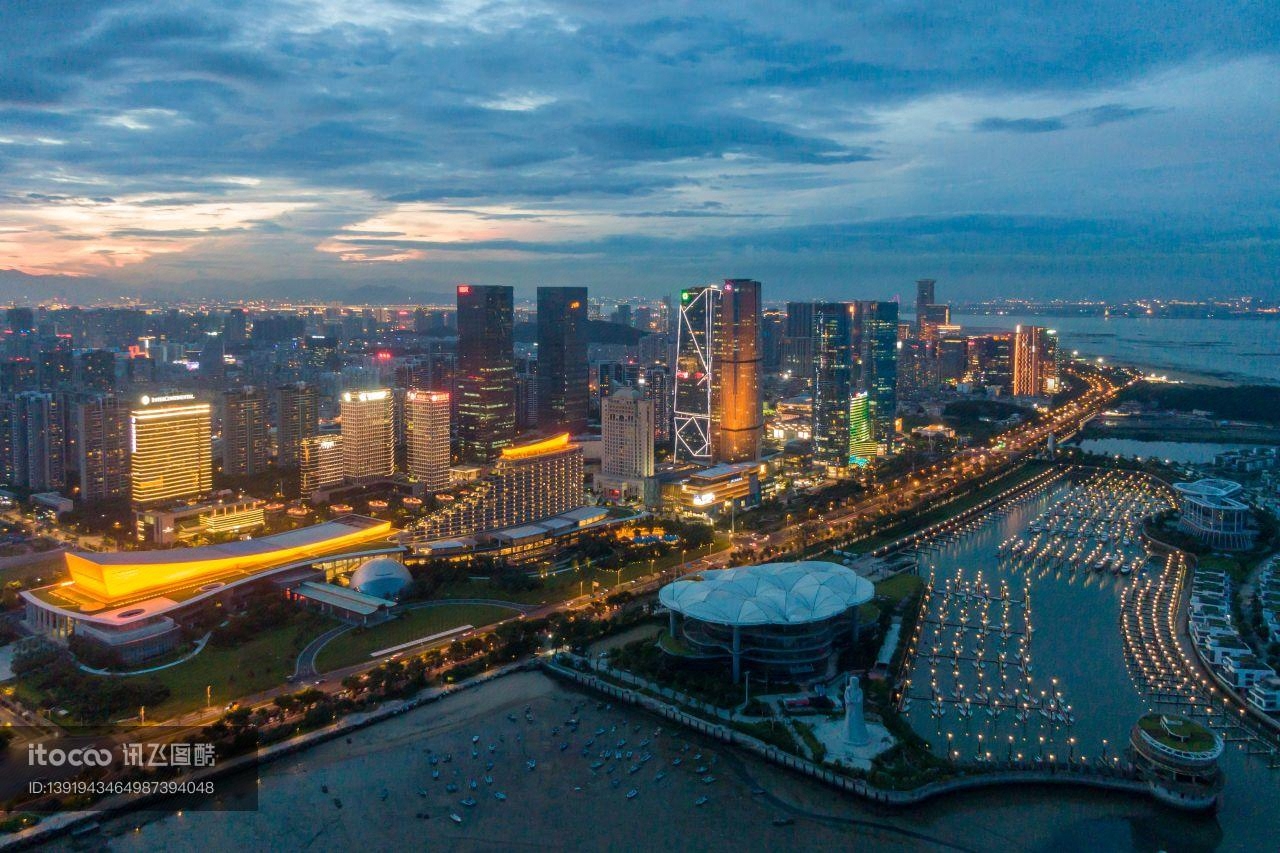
15,364,1125,743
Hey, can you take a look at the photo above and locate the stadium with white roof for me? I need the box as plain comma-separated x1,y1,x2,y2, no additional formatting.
658,561,874,682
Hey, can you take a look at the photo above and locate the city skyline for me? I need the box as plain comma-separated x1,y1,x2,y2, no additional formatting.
1,3,1277,303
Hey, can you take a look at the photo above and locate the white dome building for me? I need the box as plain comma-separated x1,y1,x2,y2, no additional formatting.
659,561,874,682
348,557,412,600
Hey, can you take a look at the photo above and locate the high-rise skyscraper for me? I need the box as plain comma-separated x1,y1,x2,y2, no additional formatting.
915,279,936,333
811,302,856,469
673,285,719,461
276,382,318,468
405,390,451,491
783,301,816,379
1013,325,1059,397
536,287,589,435
76,395,130,504
130,393,212,508
0,391,65,491
602,386,655,480
340,388,394,482
855,301,899,450
456,284,515,463
222,387,269,476
847,392,878,465
713,279,763,463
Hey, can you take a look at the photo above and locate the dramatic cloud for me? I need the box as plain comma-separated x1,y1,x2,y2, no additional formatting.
0,0,1277,300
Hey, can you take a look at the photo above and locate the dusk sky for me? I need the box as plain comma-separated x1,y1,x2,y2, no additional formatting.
2,1,1277,302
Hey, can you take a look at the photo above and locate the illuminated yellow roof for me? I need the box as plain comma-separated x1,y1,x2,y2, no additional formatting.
63,516,393,604
499,433,572,460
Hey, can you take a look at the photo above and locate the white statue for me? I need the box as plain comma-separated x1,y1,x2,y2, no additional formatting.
844,674,869,747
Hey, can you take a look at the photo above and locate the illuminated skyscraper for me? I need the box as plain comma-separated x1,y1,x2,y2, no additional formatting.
130,394,212,508
673,285,719,461
1013,325,1059,396
812,302,856,469
405,389,451,491
340,388,394,482
76,395,130,503
855,301,899,450
847,392,878,465
713,279,763,463
536,287,589,435
222,387,269,476
456,284,515,463
276,382,318,468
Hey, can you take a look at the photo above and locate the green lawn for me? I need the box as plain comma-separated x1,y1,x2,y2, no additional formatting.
436,534,731,606
876,573,924,605
315,603,517,672
139,613,334,721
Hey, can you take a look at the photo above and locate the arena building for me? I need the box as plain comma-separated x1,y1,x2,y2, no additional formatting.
22,515,396,663
658,561,874,682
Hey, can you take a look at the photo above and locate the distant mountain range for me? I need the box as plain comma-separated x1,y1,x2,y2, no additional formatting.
0,269,457,306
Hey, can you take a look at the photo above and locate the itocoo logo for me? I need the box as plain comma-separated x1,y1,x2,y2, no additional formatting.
27,743,114,767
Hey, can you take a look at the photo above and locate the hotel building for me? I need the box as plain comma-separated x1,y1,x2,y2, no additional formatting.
403,433,583,542
340,388,394,482
405,389,451,491
129,393,212,509
300,433,344,495
598,386,654,501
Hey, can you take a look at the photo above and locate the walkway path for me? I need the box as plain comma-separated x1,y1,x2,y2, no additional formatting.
78,633,212,676
293,597,534,681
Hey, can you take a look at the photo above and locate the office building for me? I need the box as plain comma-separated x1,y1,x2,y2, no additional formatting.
300,434,344,495
783,301,815,378
0,391,65,492
811,302,856,470
340,388,394,482
276,382,318,468
405,390,451,491
76,396,130,503
456,284,515,463
673,285,719,461
847,392,878,465
222,387,270,477
856,301,899,450
712,279,763,463
914,279,935,333
536,287,589,435
130,393,212,508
